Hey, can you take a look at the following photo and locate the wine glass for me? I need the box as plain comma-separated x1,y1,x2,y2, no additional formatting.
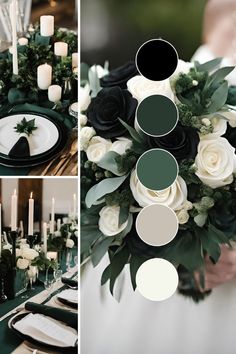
66,250,73,272
53,269,63,282
27,266,37,290
21,272,30,299
74,255,78,266
44,279,55,299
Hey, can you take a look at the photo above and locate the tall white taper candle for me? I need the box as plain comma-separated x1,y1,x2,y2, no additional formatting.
11,189,17,231
50,197,55,234
28,192,34,236
43,222,47,254
9,0,18,75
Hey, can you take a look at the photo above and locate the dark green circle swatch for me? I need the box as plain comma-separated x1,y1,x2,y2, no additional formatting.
137,95,178,137
136,149,178,190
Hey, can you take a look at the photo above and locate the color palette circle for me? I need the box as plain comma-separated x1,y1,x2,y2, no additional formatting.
136,258,179,301
136,149,178,191
135,39,178,81
136,95,178,137
136,204,178,247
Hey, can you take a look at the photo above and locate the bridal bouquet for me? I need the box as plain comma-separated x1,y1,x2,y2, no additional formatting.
81,58,236,302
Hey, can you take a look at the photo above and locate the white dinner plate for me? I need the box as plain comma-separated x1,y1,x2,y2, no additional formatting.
0,114,59,156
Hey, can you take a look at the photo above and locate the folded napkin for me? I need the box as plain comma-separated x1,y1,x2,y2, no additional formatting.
57,289,78,304
61,277,78,288
13,313,77,348
8,135,30,158
25,302,78,330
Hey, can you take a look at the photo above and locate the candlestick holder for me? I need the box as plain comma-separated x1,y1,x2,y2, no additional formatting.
27,234,36,249
10,231,18,267
0,258,7,303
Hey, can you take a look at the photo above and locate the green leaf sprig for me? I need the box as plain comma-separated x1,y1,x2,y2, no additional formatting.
14,117,38,136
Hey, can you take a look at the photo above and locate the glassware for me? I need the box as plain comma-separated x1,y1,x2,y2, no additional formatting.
53,269,63,282
66,249,73,272
74,255,78,266
21,271,29,299
0,276,7,303
27,266,37,290
44,279,55,299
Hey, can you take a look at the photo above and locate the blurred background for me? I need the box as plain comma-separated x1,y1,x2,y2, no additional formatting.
81,0,206,68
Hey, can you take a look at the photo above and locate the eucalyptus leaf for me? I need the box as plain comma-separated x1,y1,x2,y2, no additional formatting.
97,151,124,176
119,205,130,226
85,174,128,208
81,225,103,254
119,118,144,144
91,237,114,267
129,255,146,290
109,246,130,295
206,81,228,114
195,58,222,73
206,66,234,87
101,264,111,285
197,227,221,263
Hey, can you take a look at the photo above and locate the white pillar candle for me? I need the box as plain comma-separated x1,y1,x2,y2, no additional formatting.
50,197,55,234
73,194,77,218
54,42,68,57
11,189,17,231
28,192,34,236
40,15,54,37
72,53,78,68
9,0,18,75
48,85,62,103
57,219,61,231
37,63,52,90
43,222,47,254
18,37,28,46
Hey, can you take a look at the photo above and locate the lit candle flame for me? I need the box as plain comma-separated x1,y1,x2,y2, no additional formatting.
13,189,16,195
30,192,33,198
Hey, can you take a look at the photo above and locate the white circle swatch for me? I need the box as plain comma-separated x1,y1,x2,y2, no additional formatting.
135,204,178,247
136,258,179,301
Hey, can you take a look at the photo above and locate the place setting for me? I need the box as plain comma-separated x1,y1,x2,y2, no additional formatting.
0,178,78,354
0,0,78,176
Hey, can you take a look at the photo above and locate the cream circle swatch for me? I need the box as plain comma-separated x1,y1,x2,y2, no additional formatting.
136,258,179,301
136,204,178,246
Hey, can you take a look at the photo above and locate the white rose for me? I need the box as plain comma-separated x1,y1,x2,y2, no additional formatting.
170,59,193,82
127,75,174,102
110,137,132,155
90,64,109,79
99,205,129,236
176,209,190,224
66,238,75,248
16,248,22,257
54,231,61,237
20,243,30,249
195,137,236,188
20,238,27,244
200,116,227,139
86,136,112,163
221,108,236,128
80,84,91,112
130,170,188,211
17,258,29,270
80,114,88,127
22,248,39,261
80,126,96,151
3,244,12,250
74,230,78,237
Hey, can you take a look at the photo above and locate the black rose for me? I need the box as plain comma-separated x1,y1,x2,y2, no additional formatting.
100,62,138,89
87,86,138,139
147,125,200,161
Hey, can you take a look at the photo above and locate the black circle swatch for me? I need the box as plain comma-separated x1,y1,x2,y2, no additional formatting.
136,39,178,81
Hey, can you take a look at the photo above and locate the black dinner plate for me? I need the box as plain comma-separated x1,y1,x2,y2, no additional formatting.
0,112,68,167
0,112,66,161
9,312,78,353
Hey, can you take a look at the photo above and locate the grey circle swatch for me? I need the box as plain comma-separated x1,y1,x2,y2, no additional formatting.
136,95,178,137
136,204,178,247
136,149,178,191
136,258,179,301
135,39,178,81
